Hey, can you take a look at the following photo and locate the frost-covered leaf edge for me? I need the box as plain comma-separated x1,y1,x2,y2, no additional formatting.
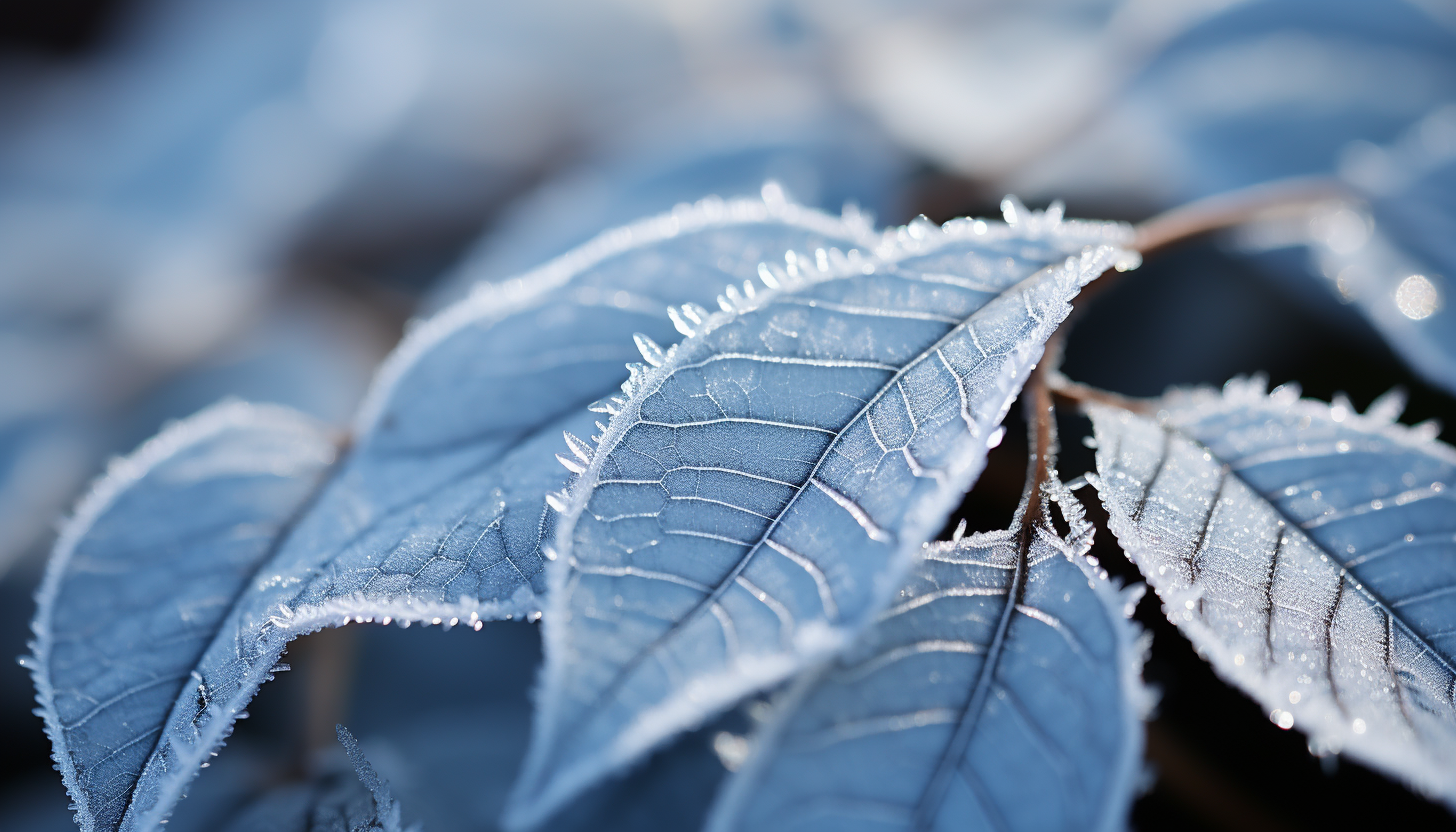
1086,375,1456,805
508,200,1139,828
26,400,339,832
352,183,882,438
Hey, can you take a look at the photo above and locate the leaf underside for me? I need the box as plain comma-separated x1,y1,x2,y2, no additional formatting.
29,402,337,832
510,204,1136,828
705,487,1148,832
1087,377,1456,805
32,193,878,832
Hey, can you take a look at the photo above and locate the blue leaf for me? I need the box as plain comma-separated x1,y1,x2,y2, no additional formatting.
1086,376,1456,806
704,483,1149,832
29,401,337,832
30,193,877,831
215,727,409,832
1132,0,1456,197
507,202,1137,828
1308,104,1456,395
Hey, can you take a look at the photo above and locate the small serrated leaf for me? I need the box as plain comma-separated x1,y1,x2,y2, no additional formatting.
1086,375,1456,806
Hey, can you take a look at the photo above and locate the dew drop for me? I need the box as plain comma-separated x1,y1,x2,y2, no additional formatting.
1234,654,1246,666
1394,274,1439,320
1353,718,1367,734
1289,691,1301,704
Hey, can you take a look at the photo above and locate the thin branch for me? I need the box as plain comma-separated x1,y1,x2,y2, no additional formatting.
1133,176,1353,257
1032,175,1353,426
1048,372,1153,415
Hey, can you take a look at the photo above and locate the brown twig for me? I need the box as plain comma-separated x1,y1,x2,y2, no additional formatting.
1133,175,1353,256
1023,176,1351,524
1048,373,1153,415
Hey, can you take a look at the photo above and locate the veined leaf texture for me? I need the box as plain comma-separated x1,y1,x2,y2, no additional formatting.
1087,377,1456,806
29,190,879,831
509,201,1137,827
704,485,1150,832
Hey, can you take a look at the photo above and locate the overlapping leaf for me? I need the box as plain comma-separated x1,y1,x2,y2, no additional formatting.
509,202,1137,827
1087,376,1456,805
29,402,338,832
704,485,1149,832
31,192,876,832
217,727,407,832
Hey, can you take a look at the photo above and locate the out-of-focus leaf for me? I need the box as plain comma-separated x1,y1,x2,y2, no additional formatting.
1087,376,1456,806
1015,0,1456,205
425,120,909,310
29,402,337,832
1301,104,1456,395
507,202,1137,828
705,484,1148,832
798,0,1245,181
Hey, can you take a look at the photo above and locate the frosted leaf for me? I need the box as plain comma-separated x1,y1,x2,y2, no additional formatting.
215,727,409,832
507,204,1136,828
29,402,337,832
29,193,876,832
704,485,1149,832
1087,376,1456,806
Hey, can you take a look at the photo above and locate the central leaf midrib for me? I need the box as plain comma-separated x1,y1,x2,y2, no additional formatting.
911,526,1028,830
559,266,1048,751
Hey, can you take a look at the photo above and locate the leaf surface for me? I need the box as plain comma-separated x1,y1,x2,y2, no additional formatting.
509,202,1136,827
705,485,1148,832
1314,104,1456,395
31,193,877,832
30,402,337,832
1087,377,1456,805
216,727,407,832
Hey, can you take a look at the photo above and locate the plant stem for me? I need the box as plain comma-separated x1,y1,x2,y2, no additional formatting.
1048,373,1152,415
1024,177,1346,523
1133,175,1352,256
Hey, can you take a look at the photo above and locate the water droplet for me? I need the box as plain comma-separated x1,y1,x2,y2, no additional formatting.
1234,654,1245,666
1353,718,1367,734
1289,691,1301,704
1394,274,1439,320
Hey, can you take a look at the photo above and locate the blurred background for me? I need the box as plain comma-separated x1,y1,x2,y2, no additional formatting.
0,0,1454,829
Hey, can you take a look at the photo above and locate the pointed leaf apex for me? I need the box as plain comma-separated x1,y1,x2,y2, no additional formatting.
545,491,570,513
